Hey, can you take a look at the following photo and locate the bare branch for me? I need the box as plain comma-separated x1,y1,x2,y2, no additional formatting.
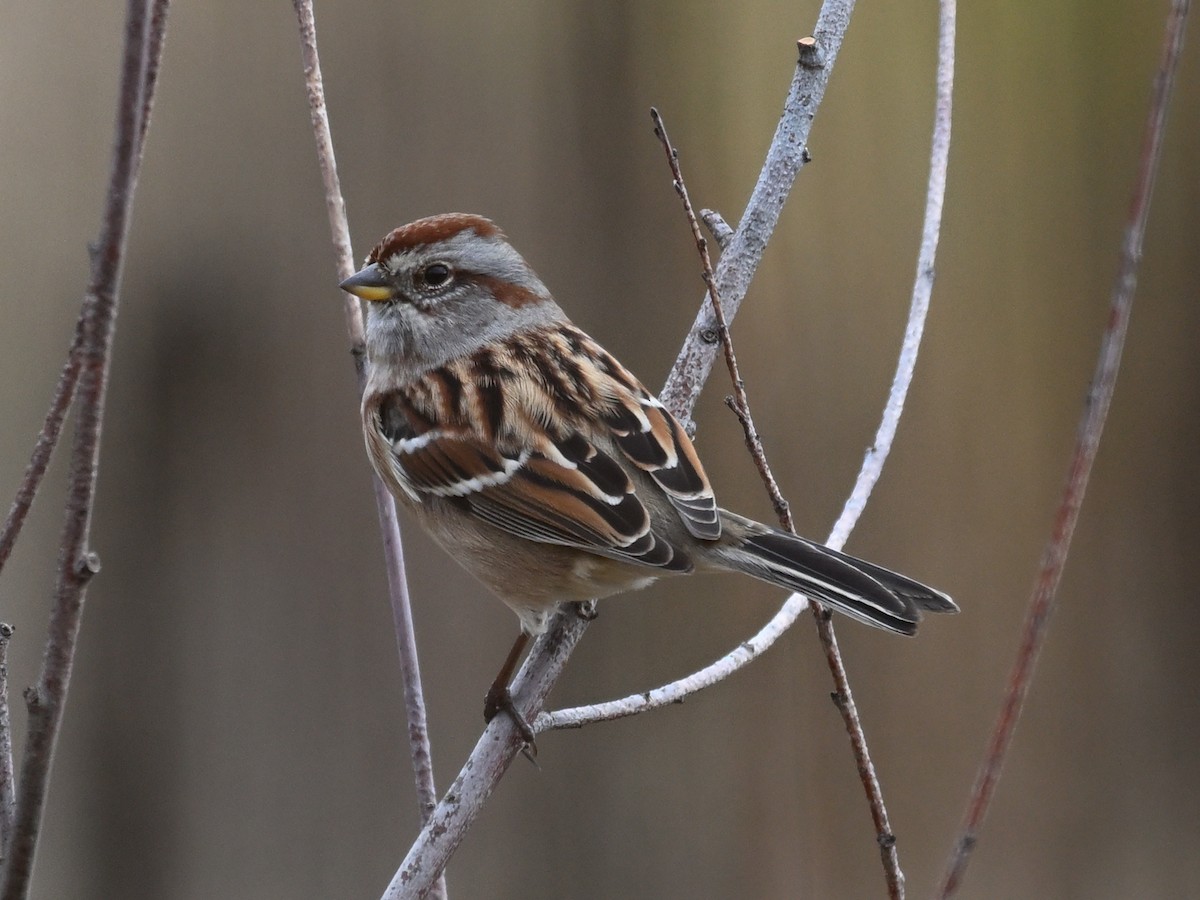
290,4,445,897
828,0,956,550
385,616,581,899
938,0,1189,894
658,105,911,897
0,0,169,581
292,0,360,342
0,624,14,856
660,0,857,433
649,110,793,524
0,3,168,896
0,329,83,578
816,613,903,896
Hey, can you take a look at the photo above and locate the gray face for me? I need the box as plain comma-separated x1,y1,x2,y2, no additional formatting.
363,229,566,380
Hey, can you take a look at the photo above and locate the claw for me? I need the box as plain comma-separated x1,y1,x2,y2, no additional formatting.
484,683,538,757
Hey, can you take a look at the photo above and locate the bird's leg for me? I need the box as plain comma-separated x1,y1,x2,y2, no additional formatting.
483,631,537,751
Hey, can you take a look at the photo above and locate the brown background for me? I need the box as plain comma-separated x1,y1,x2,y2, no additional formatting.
1,2,1197,898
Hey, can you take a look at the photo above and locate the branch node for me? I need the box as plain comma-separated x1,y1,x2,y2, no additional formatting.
75,551,102,578
0,624,13,641
699,209,734,250
700,328,720,345
797,36,826,69
23,686,44,713
877,832,897,850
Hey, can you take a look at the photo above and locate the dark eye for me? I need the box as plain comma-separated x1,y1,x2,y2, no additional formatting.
419,263,452,288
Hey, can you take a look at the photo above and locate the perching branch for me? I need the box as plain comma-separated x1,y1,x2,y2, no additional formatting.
0,2,169,897
291,4,445,898
937,0,1189,895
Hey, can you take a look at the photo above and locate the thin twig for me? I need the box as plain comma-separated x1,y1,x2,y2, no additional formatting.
292,0,361,343
0,3,167,896
816,613,902,896
0,0,168,581
0,328,83,577
290,4,445,897
937,1,1189,895
652,107,906,898
0,624,14,856
650,109,795,530
817,2,957,892
828,0,956,550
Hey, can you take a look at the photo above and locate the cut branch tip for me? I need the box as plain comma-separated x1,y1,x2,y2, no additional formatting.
797,36,826,69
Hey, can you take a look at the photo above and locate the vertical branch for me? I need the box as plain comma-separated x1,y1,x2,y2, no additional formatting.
827,0,956,549
0,2,169,897
938,0,1189,895
291,4,445,897
0,624,14,856
812,2,957,894
816,616,902,895
292,0,361,343
652,108,910,898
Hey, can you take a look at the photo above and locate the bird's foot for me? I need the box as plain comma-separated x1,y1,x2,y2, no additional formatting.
484,683,538,760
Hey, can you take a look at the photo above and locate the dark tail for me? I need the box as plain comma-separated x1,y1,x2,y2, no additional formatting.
719,515,957,635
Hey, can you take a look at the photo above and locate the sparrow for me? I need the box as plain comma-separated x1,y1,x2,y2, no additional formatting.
340,213,956,739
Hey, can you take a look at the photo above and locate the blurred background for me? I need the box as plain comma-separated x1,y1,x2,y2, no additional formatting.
1,1,1197,897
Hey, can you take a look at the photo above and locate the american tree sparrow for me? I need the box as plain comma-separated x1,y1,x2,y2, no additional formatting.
341,214,956,739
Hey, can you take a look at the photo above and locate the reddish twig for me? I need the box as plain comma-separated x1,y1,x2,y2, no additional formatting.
0,0,168,582
937,1,1189,895
650,108,796,531
0,3,169,897
652,106,907,899
291,4,445,897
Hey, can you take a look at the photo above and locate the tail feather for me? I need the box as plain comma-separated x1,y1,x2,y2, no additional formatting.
718,517,956,636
